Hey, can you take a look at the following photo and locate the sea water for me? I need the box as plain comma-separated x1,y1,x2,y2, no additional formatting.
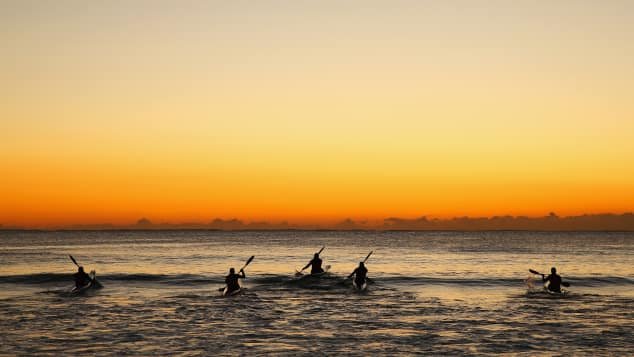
1,230,633,355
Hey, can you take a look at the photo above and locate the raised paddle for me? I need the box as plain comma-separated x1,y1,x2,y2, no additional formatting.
363,250,373,263
529,269,570,287
240,255,255,271
529,269,542,276
69,255,80,267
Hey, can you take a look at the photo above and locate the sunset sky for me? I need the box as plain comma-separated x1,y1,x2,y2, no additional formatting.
2,1,633,227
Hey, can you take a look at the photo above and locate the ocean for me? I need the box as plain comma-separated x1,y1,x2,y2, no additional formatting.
1,230,633,355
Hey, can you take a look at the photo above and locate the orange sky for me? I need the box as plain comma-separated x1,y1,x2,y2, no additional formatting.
1,1,633,228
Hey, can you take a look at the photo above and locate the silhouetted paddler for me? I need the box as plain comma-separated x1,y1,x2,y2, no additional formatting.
73,266,92,289
543,267,563,293
225,267,245,293
302,253,324,275
348,261,368,287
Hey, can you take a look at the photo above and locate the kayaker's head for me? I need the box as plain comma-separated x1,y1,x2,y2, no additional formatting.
229,268,235,274
359,262,365,267
551,267,557,274
314,253,319,259
78,266,84,273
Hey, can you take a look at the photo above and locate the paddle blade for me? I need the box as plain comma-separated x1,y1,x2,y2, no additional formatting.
69,255,79,267
562,282,570,287
529,269,541,275
363,251,373,263
241,255,255,270
245,255,255,265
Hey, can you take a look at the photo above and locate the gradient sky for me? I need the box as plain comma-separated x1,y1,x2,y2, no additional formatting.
2,1,634,227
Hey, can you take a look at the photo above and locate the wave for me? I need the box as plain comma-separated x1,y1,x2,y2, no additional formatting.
1,273,632,287
0,273,71,284
378,276,634,287
0,273,222,285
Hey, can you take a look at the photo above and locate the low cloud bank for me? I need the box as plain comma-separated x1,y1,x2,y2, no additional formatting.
4,212,634,231
382,213,634,231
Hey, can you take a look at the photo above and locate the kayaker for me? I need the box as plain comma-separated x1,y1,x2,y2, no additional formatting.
302,253,324,275
225,267,245,293
542,267,563,293
348,261,368,287
73,266,92,289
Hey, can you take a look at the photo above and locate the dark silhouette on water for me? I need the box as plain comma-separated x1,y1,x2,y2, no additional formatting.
73,266,92,289
68,255,99,290
529,267,570,293
225,268,245,294
297,246,326,276
348,261,368,288
542,267,563,293
302,253,325,275
221,256,254,295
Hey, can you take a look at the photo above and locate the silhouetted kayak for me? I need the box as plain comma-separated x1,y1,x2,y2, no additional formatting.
221,286,243,297
544,287,569,297
353,279,367,292
70,271,102,295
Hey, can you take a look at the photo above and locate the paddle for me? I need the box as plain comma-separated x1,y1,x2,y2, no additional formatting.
240,255,255,271
363,250,373,263
69,255,80,267
296,246,325,275
529,269,570,287
219,256,254,292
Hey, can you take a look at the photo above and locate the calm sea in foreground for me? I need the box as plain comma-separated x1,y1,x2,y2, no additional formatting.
1,230,633,355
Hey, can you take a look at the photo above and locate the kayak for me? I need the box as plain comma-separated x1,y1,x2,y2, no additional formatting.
70,271,102,295
525,286,569,297
544,287,568,296
221,286,243,297
352,279,367,292
71,282,94,295
542,280,569,296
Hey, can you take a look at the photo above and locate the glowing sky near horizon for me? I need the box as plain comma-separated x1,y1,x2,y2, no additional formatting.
1,1,634,227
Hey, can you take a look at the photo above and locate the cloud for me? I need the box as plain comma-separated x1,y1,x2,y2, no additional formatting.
332,218,359,230
5,213,634,231
209,218,245,230
382,213,634,231
136,217,153,226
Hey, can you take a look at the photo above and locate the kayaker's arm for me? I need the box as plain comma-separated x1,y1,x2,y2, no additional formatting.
347,268,356,280
239,269,246,279
301,260,312,271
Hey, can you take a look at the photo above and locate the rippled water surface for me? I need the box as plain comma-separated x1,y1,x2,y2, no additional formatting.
1,231,633,355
